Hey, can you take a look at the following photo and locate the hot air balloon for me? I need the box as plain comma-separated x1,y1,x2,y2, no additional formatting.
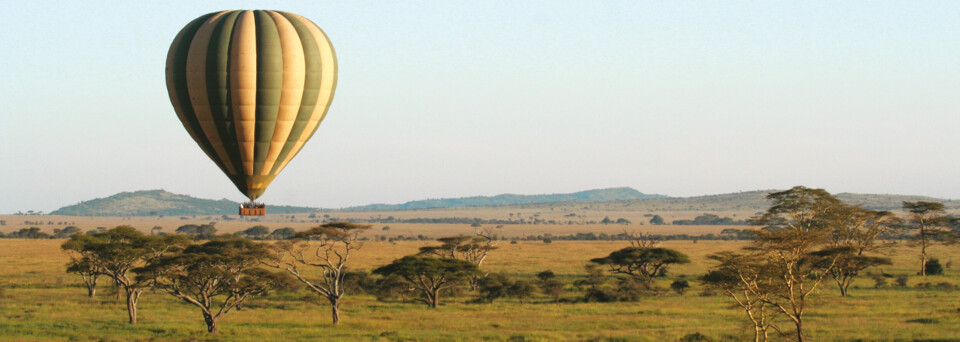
165,10,337,215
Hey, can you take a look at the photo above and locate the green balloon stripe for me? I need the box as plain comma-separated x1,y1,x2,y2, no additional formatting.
269,12,323,175
300,15,338,144
252,10,282,177
169,13,225,175
204,11,245,190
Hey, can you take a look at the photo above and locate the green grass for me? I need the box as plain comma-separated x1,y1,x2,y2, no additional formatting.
1,240,959,341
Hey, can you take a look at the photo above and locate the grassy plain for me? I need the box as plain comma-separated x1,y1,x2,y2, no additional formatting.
0,238,959,341
0,214,742,238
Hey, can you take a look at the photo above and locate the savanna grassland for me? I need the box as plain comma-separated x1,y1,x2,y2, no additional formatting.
1,238,959,341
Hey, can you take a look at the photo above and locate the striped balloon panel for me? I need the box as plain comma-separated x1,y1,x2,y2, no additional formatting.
165,10,337,200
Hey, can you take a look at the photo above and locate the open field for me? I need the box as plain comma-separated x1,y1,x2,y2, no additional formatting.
0,214,743,238
1,238,959,341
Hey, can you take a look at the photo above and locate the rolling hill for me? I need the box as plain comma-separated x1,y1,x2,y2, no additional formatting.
47,188,960,217
483,190,960,213
49,190,318,216
343,187,668,211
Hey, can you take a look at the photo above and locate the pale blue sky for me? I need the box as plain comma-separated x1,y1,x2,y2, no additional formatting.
1,1,958,213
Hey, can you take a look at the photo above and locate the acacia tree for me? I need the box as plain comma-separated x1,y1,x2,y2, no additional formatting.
622,231,662,248
373,256,479,308
748,186,844,342
65,256,103,297
241,225,270,240
176,223,218,240
817,205,895,296
61,226,189,324
135,239,294,333
264,222,371,324
418,230,497,290
902,201,951,276
704,251,781,342
536,270,565,303
590,247,689,286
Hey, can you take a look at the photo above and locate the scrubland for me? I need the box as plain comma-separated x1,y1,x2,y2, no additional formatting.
1,239,958,341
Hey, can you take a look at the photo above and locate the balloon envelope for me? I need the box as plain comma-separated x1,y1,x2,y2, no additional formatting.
165,10,337,200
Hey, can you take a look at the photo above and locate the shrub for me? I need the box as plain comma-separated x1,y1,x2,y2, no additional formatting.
926,258,944,276
670,280,690,295
678,332,712,342
583,286,619,303
507,280,536,304
905,318,939,324
372,274,414,302
478,273,513,303
615,277,647,302
342,270,377,294
895,274,909,287
869,273,887,288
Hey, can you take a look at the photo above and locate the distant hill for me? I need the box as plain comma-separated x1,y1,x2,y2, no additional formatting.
498,190,960,213
50,190,318,216
643,190,960,211
48,188,960,217
344,187,668,211
834,193,960,210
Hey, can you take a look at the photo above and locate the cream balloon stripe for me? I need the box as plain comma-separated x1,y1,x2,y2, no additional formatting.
272,12,338,175
165,10,337,200
203,11,244,178
166,12,225,176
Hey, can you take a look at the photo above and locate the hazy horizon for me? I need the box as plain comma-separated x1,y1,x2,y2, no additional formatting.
2,1,958,213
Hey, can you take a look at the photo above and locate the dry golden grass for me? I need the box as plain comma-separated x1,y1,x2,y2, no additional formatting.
1,238,959,341
0,214,743,238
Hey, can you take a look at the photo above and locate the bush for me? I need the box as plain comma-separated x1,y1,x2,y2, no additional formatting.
926,258,944,276
478,273,513,303
678,332,712,342
583,286,620,303
917,282,955,291
507,280,536,304
372,274,414,301
615,277,647,302
869,273,887,288
342,270,376,294
895,274,909,287
670,280,690,295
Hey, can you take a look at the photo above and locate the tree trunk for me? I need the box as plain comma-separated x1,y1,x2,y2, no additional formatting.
84,275,98,297
753,325,761,342
125,290,139,324
920,243,927,277
330,297,341,325
428,289,440,308
204,313,218,333
795,319,804,342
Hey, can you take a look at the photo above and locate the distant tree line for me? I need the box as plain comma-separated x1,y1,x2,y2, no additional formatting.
671,213,747,225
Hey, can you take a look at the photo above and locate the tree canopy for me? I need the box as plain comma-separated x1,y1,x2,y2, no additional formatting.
373,256,479,308
135,239,294,333
590,247,690,283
